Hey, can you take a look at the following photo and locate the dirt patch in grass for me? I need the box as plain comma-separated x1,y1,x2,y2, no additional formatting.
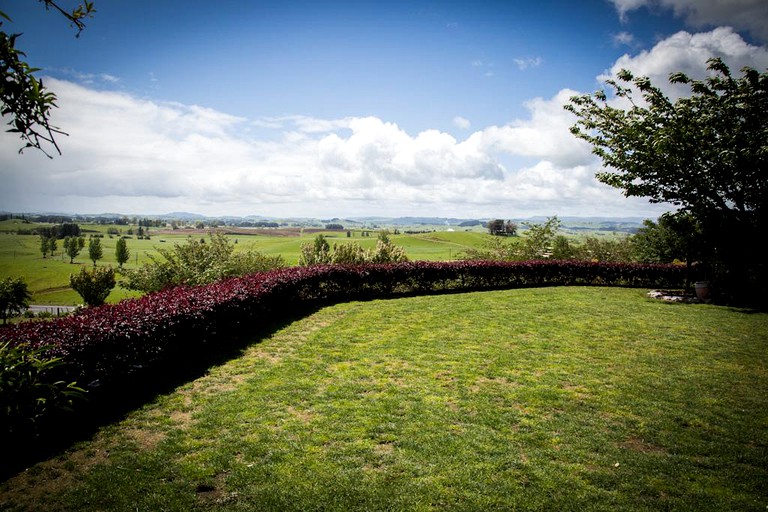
195,471,238,506
620,437,668,454
285,405,315,423
169,409,194,430
125,427,167,451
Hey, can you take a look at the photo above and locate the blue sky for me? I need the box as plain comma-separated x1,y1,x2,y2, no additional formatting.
1,0,767,219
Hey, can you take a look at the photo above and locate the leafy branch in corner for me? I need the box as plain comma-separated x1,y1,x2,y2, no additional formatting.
0,2,95,157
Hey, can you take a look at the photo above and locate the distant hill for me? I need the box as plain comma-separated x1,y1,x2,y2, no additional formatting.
6,211,652,233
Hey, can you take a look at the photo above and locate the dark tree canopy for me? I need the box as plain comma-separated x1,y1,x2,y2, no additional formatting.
0,1,95,157
565,58,768,231
487,219,517,236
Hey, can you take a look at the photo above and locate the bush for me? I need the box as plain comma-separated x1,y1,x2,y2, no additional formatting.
299,235,332,266
0,342,86,438
300,234,409,266
0,260,685,402
70,266,116,306
0,259,685,450
121,231,284,292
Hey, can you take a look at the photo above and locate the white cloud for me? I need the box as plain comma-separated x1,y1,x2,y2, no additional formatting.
452,116,471,130
513,57,543,70
612,31,636,47
611,0,648,22
600,27,768,99
477,89,593,168
609,0,768,41
0,77,673,219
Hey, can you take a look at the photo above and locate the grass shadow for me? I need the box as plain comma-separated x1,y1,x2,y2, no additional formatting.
1,301,325,482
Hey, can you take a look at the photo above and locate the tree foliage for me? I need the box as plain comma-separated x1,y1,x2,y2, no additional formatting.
87,237,103,266
633,213,701,265
0,2,95,157
62,236,83,263
69,266,115,306
121,231,284,293
39,234,56,258
0,277,31,324
566,58,767,222
517,217,561,260
115,237,129,268
566,58,768,303
487,219,517,236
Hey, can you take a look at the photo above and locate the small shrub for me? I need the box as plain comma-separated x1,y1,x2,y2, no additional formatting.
121,231,284,292
0,342,86,437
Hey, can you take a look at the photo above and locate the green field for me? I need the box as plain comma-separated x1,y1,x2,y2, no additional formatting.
0,219,490,305
1,287,766,510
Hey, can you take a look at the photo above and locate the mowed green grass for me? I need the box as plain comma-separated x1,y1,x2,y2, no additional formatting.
2,287,766,511
0,219,488,305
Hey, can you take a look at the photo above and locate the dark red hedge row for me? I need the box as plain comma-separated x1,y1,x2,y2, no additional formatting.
1,260,685,390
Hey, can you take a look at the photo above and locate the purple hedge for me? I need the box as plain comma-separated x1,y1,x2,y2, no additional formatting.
1,260,685,391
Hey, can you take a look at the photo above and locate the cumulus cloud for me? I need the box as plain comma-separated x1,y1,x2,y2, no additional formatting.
609,0,768,41
601,27,768,99
0,76,670,219
477,89,594,168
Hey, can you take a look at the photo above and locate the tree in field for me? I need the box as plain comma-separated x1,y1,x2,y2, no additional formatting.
0,276,31,324
57,223,81,238
39,235,52,258
566,58,768,303
69,266,115,307
115,237,129,268
487,219,517,236
47,236,57,257
1,1,95,157
487,219,504,236
62,236,83,264
329,242,368,265
88,237,103,266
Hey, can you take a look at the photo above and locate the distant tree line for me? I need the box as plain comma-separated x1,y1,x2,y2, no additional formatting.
236,221,280,228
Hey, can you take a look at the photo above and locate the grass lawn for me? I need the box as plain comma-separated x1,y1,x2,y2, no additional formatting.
1,287,767,511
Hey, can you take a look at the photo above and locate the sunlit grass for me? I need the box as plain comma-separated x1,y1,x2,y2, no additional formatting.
2,287,766,511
